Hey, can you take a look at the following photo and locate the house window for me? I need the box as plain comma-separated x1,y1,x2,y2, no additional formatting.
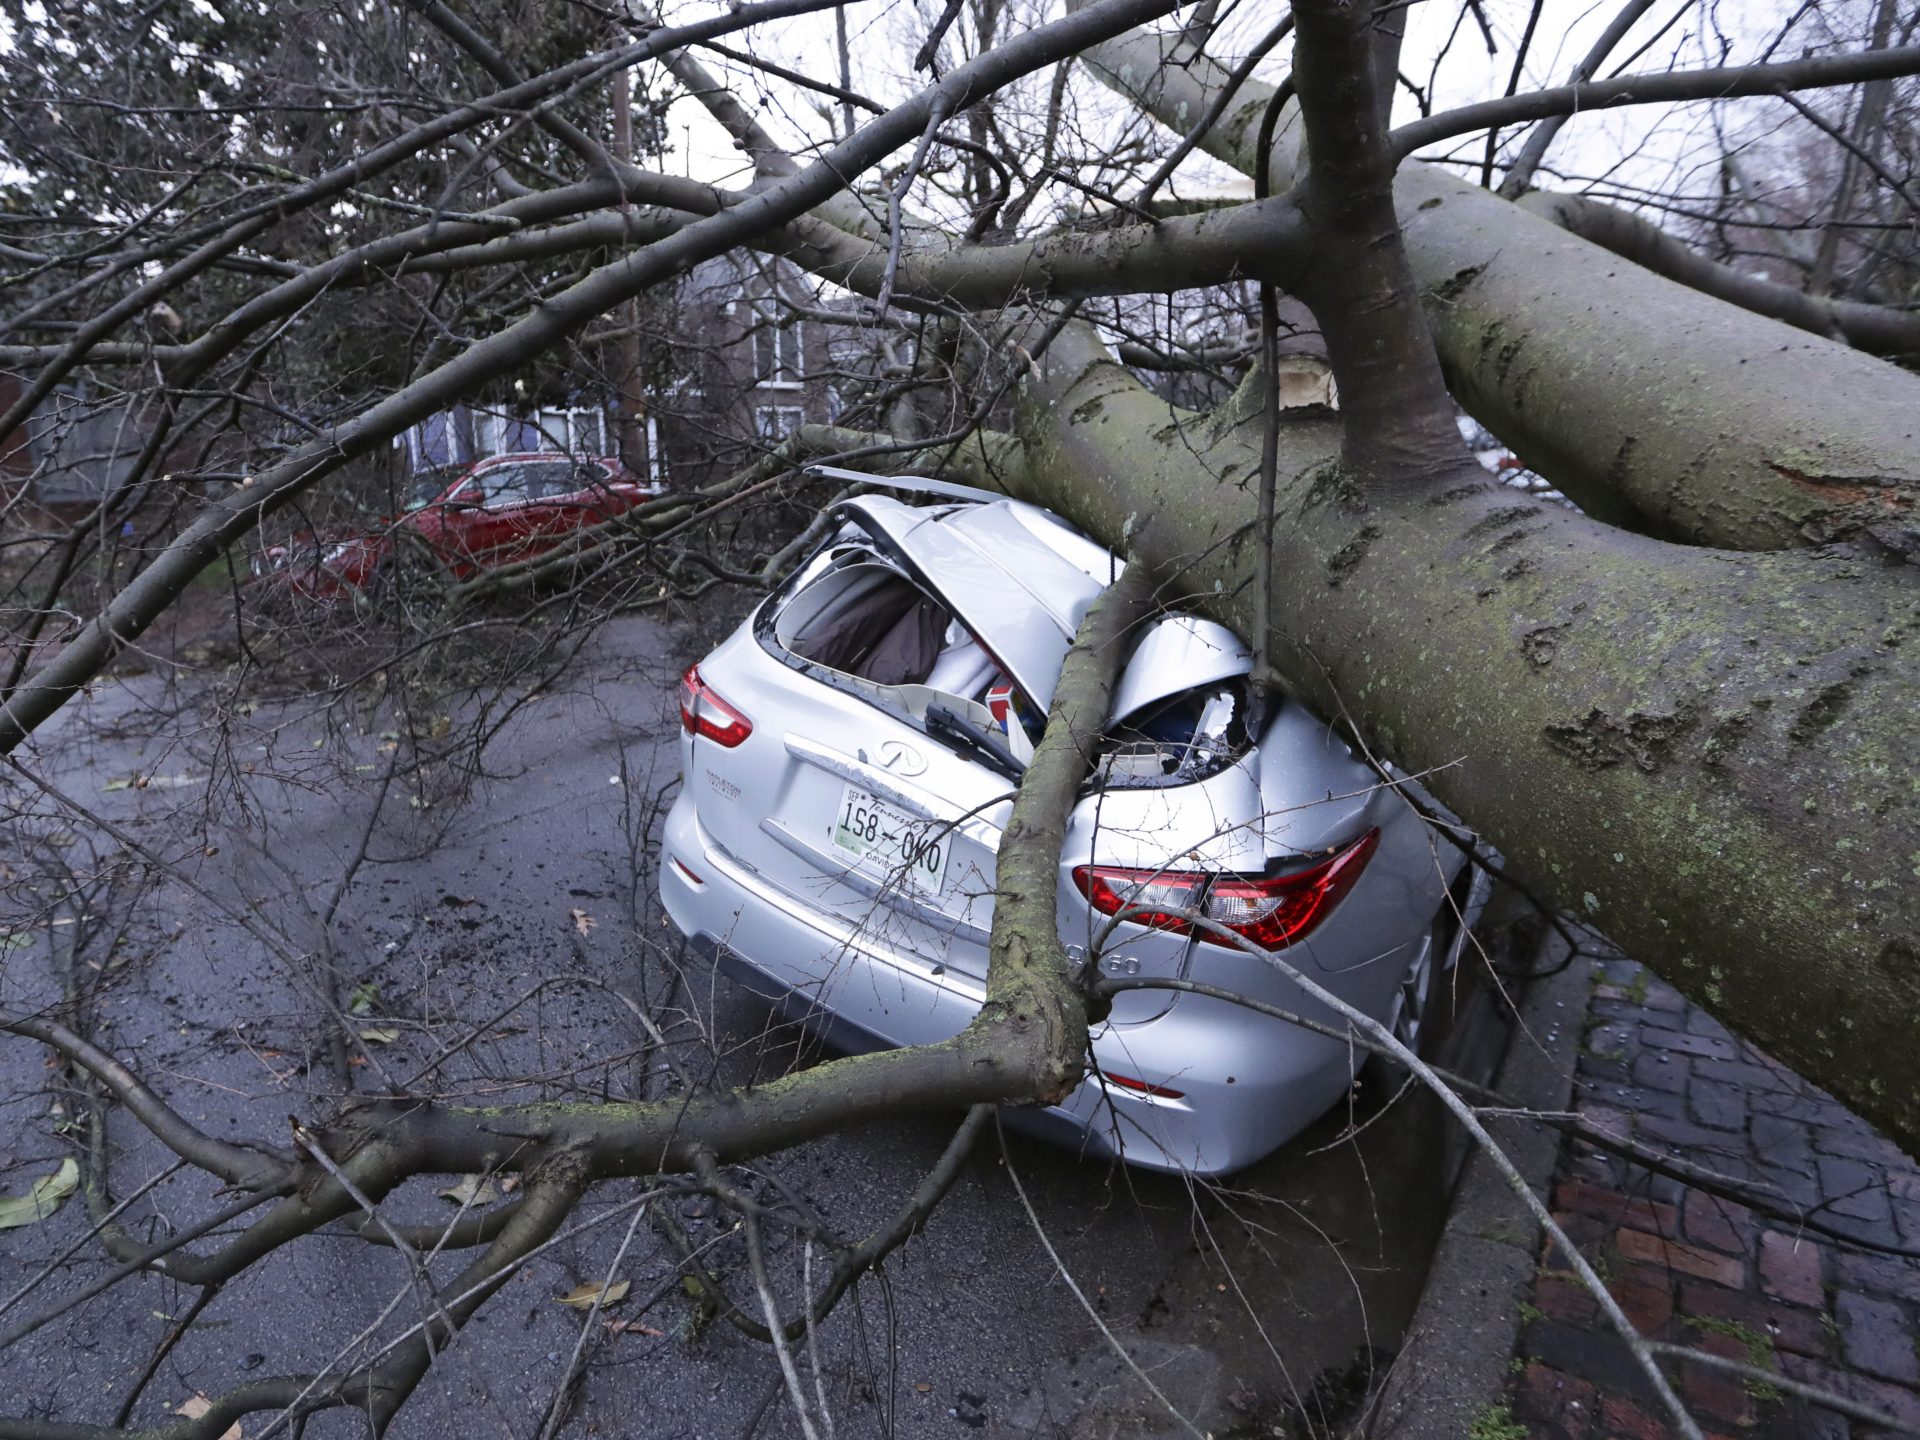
646,414,666,487
475,412,505,456
756,405,805,441
749,298,803,387
401,409,474,470
530,407,608,455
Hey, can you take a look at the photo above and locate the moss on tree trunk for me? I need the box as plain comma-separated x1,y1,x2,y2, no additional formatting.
1009,327,1920,1152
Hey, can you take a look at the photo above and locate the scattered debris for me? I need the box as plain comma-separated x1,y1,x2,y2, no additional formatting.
174,1394,242,1440
0,1159,79,1230
556,1280,630,1310
437,1174,500,1207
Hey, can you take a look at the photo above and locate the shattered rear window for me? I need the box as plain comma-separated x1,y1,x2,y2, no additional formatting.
1100,680,1252,787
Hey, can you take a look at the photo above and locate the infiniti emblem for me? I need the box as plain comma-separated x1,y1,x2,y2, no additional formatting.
877,739,927,776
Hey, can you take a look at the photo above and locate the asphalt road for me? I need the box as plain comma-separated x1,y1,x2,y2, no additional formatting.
0,607,1459,1439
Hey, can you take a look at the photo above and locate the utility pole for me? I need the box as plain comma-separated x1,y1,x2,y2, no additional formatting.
611,64,653,481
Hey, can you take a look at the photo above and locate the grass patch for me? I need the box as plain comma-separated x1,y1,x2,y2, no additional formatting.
1687,1314,1779,1402
1468,1403,1528,1440
189,552,245,591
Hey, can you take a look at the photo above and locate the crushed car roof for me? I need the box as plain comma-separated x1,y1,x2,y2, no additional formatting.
829,495,1110,709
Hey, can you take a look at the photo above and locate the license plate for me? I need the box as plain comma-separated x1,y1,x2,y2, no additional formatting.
831,784,951,894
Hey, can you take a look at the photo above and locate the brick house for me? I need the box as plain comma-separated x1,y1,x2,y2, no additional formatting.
392,253,851,491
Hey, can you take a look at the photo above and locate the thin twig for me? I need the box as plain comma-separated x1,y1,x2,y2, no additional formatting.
745,1207,825,1440
999,1124,1208,1440
536,1191,653,1440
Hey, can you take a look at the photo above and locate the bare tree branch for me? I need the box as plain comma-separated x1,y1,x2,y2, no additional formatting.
1394,42,1920,160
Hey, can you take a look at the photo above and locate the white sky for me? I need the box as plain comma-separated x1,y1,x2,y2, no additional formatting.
0,2,1855,248
648,0,1832,219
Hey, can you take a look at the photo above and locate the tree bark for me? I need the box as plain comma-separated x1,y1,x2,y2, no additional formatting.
1002,320,1920,1156
1520,189,1920,358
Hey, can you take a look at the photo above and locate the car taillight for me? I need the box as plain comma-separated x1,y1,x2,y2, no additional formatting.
1073,868,1209,933
1072,828,1379,952
678,665,753,748
1103,1071,1185,1100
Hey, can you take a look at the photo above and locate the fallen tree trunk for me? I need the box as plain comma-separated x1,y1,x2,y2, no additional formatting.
1078,26,1920,558
1002,322,1920,1154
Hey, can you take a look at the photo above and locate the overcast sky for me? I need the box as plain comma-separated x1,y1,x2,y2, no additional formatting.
652,0,1827,219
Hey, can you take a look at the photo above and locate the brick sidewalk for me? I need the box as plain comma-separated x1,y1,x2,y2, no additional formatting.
1506,958,1920,1439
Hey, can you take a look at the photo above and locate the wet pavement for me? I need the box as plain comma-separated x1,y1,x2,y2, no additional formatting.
0,608,1469,1439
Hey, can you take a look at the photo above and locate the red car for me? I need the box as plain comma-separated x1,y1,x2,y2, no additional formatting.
254,453,660,601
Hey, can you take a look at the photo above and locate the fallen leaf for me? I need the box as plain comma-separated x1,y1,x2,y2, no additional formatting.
174,1394,242,1440
347,982,380,1016
437,1174,499,1207
570,908,596,936
143,773,206,791
357,1026,401,1045
0,1158,79,1230
426,715,452,740
914,1382,932,1394
556,1279,630,1310
603,1317,664,1337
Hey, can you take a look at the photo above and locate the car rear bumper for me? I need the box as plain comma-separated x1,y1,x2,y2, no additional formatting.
660,794,1359,1176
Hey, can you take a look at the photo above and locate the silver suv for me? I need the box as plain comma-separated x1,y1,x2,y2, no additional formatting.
659,479,1481,1174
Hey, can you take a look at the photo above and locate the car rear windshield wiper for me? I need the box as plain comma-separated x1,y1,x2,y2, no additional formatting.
924,703,1022,780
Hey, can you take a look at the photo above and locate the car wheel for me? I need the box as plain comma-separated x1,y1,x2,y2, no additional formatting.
368,541,451,618
1359,915,1449,1097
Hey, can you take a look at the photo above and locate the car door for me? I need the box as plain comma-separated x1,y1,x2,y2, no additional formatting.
440,460,538,567
550,460,630,522
514,459,600,551
496,459,639,565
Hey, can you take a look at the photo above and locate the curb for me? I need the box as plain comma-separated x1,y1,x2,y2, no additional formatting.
1366,932,1598,1438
